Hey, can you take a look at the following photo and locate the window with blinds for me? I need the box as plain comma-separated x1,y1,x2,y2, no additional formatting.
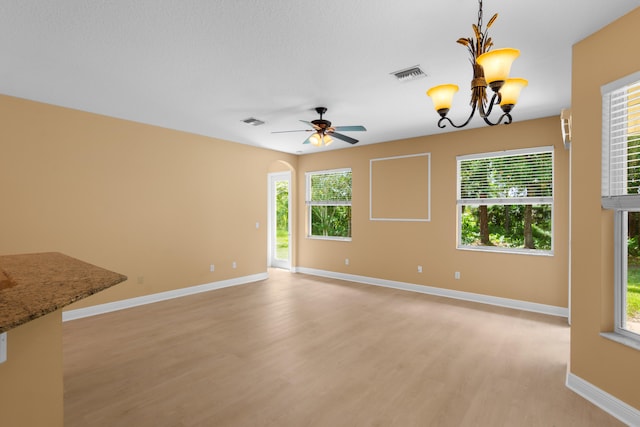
602,72,640,342
458,148,554,204
305,169,352,239
457,147,554,254
602,72,640,207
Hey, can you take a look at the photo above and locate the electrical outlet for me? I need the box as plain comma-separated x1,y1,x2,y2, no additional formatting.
345,258,350,265
417,265,423,273
232,261,237,269
0,332,7,364
455,271,461,280
210,264,215,272
255,222,260,229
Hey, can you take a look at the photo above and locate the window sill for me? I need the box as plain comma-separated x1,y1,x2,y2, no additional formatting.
306,236,352,242
600,332,640,351
457,246,554,257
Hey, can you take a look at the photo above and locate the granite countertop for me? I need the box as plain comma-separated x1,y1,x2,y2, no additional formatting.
0,252,127,333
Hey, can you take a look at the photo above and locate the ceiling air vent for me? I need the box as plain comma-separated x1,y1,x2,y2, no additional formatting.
391,66,426,82
242,117,265,126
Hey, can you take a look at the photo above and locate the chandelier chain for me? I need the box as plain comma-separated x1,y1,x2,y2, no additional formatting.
477,0,483,30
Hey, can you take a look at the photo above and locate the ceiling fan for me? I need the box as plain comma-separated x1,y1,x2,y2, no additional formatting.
273,107,367,146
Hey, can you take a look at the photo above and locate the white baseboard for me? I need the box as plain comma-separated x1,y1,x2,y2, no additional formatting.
566,372,640,426
295,267,568,318
62,272,269,322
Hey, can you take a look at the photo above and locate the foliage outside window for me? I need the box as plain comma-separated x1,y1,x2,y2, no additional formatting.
616,212,640,336
306,169,352,240
457,147,553,254
602,72,640,339
275,180,289,260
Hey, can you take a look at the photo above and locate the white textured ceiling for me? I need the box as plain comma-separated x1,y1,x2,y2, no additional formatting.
0,0,638,154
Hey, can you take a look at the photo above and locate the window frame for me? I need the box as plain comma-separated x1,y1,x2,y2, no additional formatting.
613,211,640,342
305,168,352,241
456,146,555,256
602,71,640,345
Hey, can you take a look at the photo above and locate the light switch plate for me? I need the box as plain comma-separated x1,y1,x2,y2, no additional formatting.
0,332,6,364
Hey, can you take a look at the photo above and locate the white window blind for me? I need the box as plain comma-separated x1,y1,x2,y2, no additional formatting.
602,73,640,208
306,169,352,205
457,147,554,206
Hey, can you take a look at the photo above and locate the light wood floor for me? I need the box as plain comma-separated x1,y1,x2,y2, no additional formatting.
63,269,623,426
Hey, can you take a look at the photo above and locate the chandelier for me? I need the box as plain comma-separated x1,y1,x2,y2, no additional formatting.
426,0,527,128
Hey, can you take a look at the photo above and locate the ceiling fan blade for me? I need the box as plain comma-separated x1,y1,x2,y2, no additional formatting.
272,129,313,134
300,120,321,130
333,125,367,132
331,132,359,144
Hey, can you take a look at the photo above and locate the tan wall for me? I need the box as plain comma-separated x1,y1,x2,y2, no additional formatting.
0,312,63,427
297,116,569,307
0,95,297,422
0,95,297,308
570,7,640,409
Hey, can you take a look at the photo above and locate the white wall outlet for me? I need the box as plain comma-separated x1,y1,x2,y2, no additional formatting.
417,265,423,273
455,271,461,280
345,258,350,265
210,264,215,272
232,261,237,269
255,222,260,229
0,332,7,364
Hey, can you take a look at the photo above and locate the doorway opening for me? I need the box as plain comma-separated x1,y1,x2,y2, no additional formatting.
268,171,291,269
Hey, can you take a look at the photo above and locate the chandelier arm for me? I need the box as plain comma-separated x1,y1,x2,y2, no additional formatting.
481,112,513,126
437,104,478,129
501,113,513,125
478,91,501,118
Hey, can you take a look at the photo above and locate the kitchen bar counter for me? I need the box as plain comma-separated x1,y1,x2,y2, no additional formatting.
0,252,127,333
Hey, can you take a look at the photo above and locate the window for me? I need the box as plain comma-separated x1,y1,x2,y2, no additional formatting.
306,168,352,240
457,147,554,254
602,71,640,340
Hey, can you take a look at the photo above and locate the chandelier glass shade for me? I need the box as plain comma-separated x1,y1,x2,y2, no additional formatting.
426,84,459,113
426,0,527,128
476,48,519,85
499,78,528,107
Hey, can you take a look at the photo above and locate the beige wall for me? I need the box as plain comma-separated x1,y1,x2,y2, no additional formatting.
0,95,296,422
0,312,63,427
570,7,640,409
297,116,569,308
0,95,297,307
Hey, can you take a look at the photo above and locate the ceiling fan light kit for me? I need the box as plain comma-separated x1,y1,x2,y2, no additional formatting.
426,0,528,129
309,133,333,147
